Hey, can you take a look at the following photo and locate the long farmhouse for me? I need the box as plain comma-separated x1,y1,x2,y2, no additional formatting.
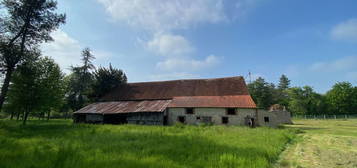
74,76,291,127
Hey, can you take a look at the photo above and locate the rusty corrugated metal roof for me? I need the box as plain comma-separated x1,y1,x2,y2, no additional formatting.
168,96,257,108
101,76,250,101
74,100,171,114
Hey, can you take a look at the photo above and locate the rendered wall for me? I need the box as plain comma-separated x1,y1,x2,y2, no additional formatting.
167,107,257,126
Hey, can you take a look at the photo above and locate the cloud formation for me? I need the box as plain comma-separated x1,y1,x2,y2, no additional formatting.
310,56,357,72
147,33,194,57
149,72,199,81
41,30,112,73
157,55,220,71
41,30,82,72
331,18,357,42
96,0,250,79
97,0,226,32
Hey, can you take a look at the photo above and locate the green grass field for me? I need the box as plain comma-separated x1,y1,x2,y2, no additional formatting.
0,120,296,168
277,119,357,168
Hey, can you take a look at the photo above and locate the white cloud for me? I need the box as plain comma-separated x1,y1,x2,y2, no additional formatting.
41,30,82,72
96,0,253,80
157,55,220,71
149,72,199,81
147,33,220,73
97,0,226,31
147,33,194,57
41,30,112,73
310,56,357,72
331,18,357,42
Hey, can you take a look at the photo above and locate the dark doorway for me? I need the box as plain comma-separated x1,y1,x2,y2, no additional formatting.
74,114,86,123
251,118,256,128
103,114,127,124
222,117,229,124
177,116,185,123
163,116,168,125
245,116,255,128
264,117,269,123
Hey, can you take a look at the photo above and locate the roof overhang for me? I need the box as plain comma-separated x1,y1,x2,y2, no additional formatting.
74,100,172,114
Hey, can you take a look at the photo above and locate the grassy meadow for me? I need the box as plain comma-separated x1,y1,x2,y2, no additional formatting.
0,120,296,168
277,119,357,168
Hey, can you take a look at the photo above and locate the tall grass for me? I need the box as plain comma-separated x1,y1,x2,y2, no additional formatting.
0,120,297,168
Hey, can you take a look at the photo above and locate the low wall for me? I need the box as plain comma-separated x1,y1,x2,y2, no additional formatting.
256,110,292,127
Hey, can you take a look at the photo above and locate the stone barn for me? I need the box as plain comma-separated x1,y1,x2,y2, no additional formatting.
73,76,291,127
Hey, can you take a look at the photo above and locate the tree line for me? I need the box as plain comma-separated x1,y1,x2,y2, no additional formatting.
248,75,357,115
0,0,127,124
1,0,356,124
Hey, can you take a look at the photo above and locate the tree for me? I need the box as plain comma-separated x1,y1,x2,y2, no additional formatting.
0,0,65,111
92,64,127,101
66,48,95,111
287,86,326,115
278,74,290,91
276,74,291,107
325,82,357,114
35,57,65,120
6,50,40,124
5,55,65,124
248,77,275,109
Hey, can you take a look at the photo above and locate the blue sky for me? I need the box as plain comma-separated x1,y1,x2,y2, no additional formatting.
41,0,357,93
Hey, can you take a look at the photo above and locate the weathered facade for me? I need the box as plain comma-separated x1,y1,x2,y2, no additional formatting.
73,76,291,127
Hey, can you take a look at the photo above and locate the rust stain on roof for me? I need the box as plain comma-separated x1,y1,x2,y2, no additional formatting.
75,76,257,114
101,76,249,101
169,96,257,108
74,100,171,114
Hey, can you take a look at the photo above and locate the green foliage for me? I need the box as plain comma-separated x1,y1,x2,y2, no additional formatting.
35,57,65,118
249,75,357,115
276,75,290,107
66,48,95,111
4,52,41,122
278,75,290,91
0,0,65,110
325,82,357,114
248,77,275,109
4,56,65,123
286,86,326,115
0,120,297,168
92,64,127,101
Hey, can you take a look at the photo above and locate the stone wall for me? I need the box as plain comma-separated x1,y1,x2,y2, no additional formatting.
256,109,292,127
167,107,257,126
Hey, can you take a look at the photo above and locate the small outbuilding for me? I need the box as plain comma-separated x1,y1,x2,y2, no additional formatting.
73,76,291,127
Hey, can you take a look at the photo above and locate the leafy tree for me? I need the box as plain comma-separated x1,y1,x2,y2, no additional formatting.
92,64,127,101
0,0,65,111
66,48,95,111
287,86,326,115
35,57,65,120
248,77,275,109
325,82,357,114
5,51,40,124
5,55,65,124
